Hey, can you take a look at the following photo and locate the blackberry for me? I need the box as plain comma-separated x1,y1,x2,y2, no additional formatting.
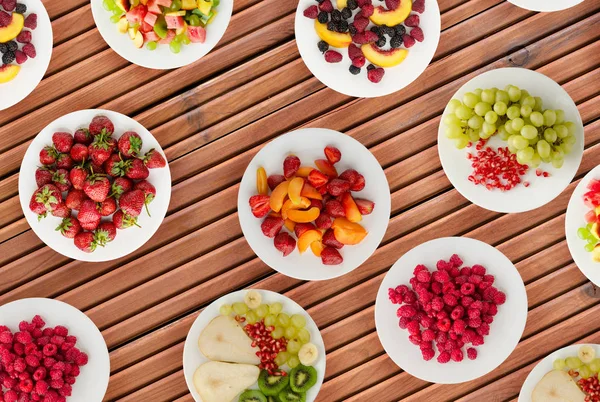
367,64,376,71
317,40,329,53
376,36,386,47
331,9,341,21
347,0,358,9
15,3,26,13
370,26,381,36
348,23,357,35
349,65,361,75
317,11,329,23
381,25,395,37
327,21,337,32
337,20,348,32
316,0,325,3
2,51,15,64
393,24,406,36
390,34,403,48
0,44,7,54
341,7,352,19
7,41,17,52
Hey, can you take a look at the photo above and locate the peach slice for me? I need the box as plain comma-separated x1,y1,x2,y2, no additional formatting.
256,166,268,195
281,197,311,220
270,181,290,212
288,177,305,206
0,64,20,84
361,44,408,68
296,166,315,178
370,0,412,27
298,229,323,253
314,20,352,48
311,240,325,257
0,14,24,43
332,217,367,245
341,193,362,223
301,183,323,200
287,207,321,223
315,159,338,178
284,219,296,232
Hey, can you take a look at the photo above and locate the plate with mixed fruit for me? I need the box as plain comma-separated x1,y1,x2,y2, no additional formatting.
508,0,584,12
91,0,232,69
183,289,325,402
519,344,600,402
438,67,584,213
0,298,110,402
375,237,527,384
295,0,440,97
18,109,171,262
237,128,391,281
0,0,51,111
566,166,600,286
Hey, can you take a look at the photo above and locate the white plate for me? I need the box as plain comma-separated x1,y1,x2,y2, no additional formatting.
0,0,52,111
566,165,600,285
91,0,232,69
438,67,584,213
294,0,440,98
183,289,326,402
375,237,528,384
18,109,172,262
237,128,391,281
0,298,110,402
508,0,584,12
518,344,597,401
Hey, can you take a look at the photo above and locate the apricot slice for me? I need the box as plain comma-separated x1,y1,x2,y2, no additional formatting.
301,183,323,200
287,207,321,223
361,44,408,68
0,14,24,43
284,219,296,232
370,0,412,27
341,193,362,223
315,159,338,178
331,217,367,245
270,181,290,212
256,166,268,195
296,166,315,177
314,20,352,48
288,177,305,205
298,229,322,253
281,197,311,220
0,64,20,84
311,240,325,257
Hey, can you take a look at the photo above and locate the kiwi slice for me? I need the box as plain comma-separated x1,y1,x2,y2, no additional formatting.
289,365,317,393
258,370,290,396
267,397,278,402
239,389,267,402
277,386,306,402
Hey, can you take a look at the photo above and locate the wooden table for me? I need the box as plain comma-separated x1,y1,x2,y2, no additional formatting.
0,0,599,400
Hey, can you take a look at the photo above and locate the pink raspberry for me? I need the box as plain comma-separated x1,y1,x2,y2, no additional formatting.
50,336,64,346
406,320,421,335
460,283,475,296
59,384,72,397
410,27,424,42
449,254,463,268
478,281,492,290
450,306,464,320
483,286,498,301
25,355,40,368
448,331,458,341
50,378,64,389
15,332,32,345
436,260,450,271
420,316,435,329
405,14,420,27
351,55,365,68
22,43,36,58
460,267,471,276
398,317,410,329
0,11,11,26
0,331,13,344
19,378,33,393
431,282,442,295
437,318,451,332
421,348,435,361
367,67,385,84
49,370,62,380
70,365,80,377
471,264,486,276
33,367,47,381
403,291,417,304
467,309,480,319
53,326,68,338
493,291,506,305
449,267,460,277
352,16,369,33
430,297,444,312
468,274,483,285
452,319,466,335
32,315,45,328
408,334,422,346
318,0,333,11
24,13,37,30
3,0,15,11
433,270,450,283
476,323,490,336
403,34,416,48
14,342,25,355
443,294,458,306
435,331,448,344
421,329,435,342
483,274,495,284
35,380,49,395
32,328,43,338
51,362,66,372
357,0,371,6
437,351,451,364
416,288,432,304
302,5,318,18
388,289,402,304
14,358,26,372
395,285,409,295
44,357,57,368
397,305,417,318
42,328,54,337
488,304,498,316
451,349,464,362
467,347,477,360
436,311,448,320
416,269,431,283
468,317,482,328
4,390,18,402
65,336,77,344
412,0,425,13
16,30,31,43
64,375,76,384
37,336,50,346
470,301,483,311
472,335,485,346
359,4,374,17
455,275,468,285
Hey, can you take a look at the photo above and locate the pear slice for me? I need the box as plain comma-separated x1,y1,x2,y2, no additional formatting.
532,370,586,402
198,315,260,365
193,361,259,402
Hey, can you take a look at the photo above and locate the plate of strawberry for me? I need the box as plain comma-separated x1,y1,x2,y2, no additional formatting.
18,109,171,262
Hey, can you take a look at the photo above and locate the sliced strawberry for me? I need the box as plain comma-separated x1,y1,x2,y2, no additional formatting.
322,229,344,249
283,155,301,178
355,198,375,214
321,246,343,265
249,195,271,218
324,146,341,164
267,174,286,191
294,222,316,239
261,216,284,238
315,212,333,229
274,232,296,257
327,179,351,196
587,179,600,193
307,170,329,188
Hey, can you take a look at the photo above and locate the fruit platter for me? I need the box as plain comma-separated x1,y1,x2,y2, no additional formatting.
18,109,171,262
438,67,584,213
237,128,391,281
375,237,527,383
91,0,232,69
183,289,325,402
0,298,110,402
294,0,440,97
519,344,600,402
0,0,51,111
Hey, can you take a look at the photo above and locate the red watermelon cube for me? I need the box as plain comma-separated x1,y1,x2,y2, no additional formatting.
165,14,184,30
146,0,161,13
156,0,172,7
143,31,161,42
143,12,158,26
187,26,206,43
126,5,147,24
158,29,176,44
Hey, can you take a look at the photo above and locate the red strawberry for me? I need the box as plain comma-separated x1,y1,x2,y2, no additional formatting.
69,143,88,162
89,161,105,174
283,155,301,178
39,146,57,165
402,34,415,48
404,14,419,27
352,17,369,33
51,203,71,218
65,189,87,210
143,148,166,169
119,190,145,217
324,146,341,164
55,217,82,239
112,210,139,229
52,169,72,192
249,195,271,218
24,13,37,29
89,116,114,136
124,158,149,180
52,132,73,153
29,184,61,219
307,170,329,188
310,199,323,210
77,200,101,231
267,174,286,191
327,179,351,196
350,173,365,191
97,197,117,216
410,26,424,42
104,154,123,177
321,246,343,265
348,44,364,60
274,232,296,257
74,232,98,253
319,0,333,12
355,198,375,214
324,50,342,63
384,0,399,10
74,128,93,145
96,222,117,245
339,169,359,184
134,180,156,216
35,167,53,187
69,166,88,190
56,153,74,170
261,216,284,238
83,175,110,202
88,132,116,165
325,199,345,217
367,67,385,83
323,229,344,249
303,5,318,18
315,212,333,229
118,131,143,157
412,0,425,13
294,222,316,238
110,177,133,198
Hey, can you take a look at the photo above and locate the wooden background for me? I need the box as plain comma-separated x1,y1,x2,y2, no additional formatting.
0,0,599,400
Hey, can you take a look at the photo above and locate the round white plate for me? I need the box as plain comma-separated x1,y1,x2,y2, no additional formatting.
508,0,584,12
438,67,584,213
294,0,440,98
0,298,110,401
183,289,326,402
518,344,597,401
18,109,171,262
237,128,391,281
0,0,52,111
375,237,528,384
566,165,600,286
90,0,232,69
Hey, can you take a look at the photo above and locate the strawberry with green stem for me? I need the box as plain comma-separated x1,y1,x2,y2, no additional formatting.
56,217,82,239
29,184,62,220
113,209,140,229
133,180,155,216
74,231,99,253
35,166,54,188
95,222,117,246
118,131,143,157
39,146,58,165
110,177,133,199
52,169,72,192
83,174,110,202
119,189,145,217
143,148,166,169
88,129,116,165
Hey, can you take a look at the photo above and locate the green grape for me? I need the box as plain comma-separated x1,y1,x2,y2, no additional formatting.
517,146,534,163
270,302,283,315
511,118,525,132
560,142,573,154
284,327,297,339
232,302,248,315
553,358,567,370
507,85,522,102
103,0,115,11
508,144,518,154
528,136,539,146
498,125,510,141
287,356,300,369
530,153,541,168
505,122,517,135
507,135,518,149
277,313,291,328
586,243,595,252
507,105,521,120
520,105,532,118
275,352,289,367
564,134,576,146
588,222,594,230
536,140,551,159
169,40,181,54
484,111,498,124
455,135,469,149
473,88,483,96
543,128,557,143
534,96,543,111
112,8,123,16
554,124,568,139
513,135,529,150
287,340,301,354
565,121,576,135
446,124,463,139
173,34,183,43
552,157,564,169
256,305,269,318
519,89,530,100
495,90,509,104
110,14,121,23
481,89,495,104
455,105,473,120
246,311,258,324
181,35,191,45
146,41,157,50
580,366,593,379
467,115,483,129
462,93,480,109
291,314,306,329
566,357,583,369
588,237,598,245
264,314,277,327
297,328,311,344
482,122,496,137
467,129,480,142
474,102,492,117
578,227,592,240
271,327,285,339
490,87,499,94
530,111,544,127
543,110,557,126
521,96,535,108
219,304,232,316
520,125,538,140
444,113,461,126
169,0,182,10
493,101,507,116
188,14,201,26
555,109,565,125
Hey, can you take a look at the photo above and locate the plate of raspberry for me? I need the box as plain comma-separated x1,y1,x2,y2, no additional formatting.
18,109,171,262
0,0,52,111
375,237,527,384
508,0,584,12
0,298,110,402
237,128,391,281
295,0,440,98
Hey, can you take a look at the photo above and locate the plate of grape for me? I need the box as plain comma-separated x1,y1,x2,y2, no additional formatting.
438,67,583,213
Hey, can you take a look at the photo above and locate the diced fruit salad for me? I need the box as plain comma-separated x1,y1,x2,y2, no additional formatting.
0,0,37,84
103,0,218,53
29,115,167,254
249,146,375,266
303,0,425,83
388,254,506,363
443,85,578,191
545,346,600,402
577,178,600,261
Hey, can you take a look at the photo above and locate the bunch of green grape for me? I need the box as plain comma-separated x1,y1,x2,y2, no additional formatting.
443,85,577,168
577,222,599,252
554,356,600,380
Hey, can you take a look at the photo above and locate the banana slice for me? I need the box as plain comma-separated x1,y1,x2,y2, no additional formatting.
244,290,262,309
578,345,596,363
298,343,319,366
